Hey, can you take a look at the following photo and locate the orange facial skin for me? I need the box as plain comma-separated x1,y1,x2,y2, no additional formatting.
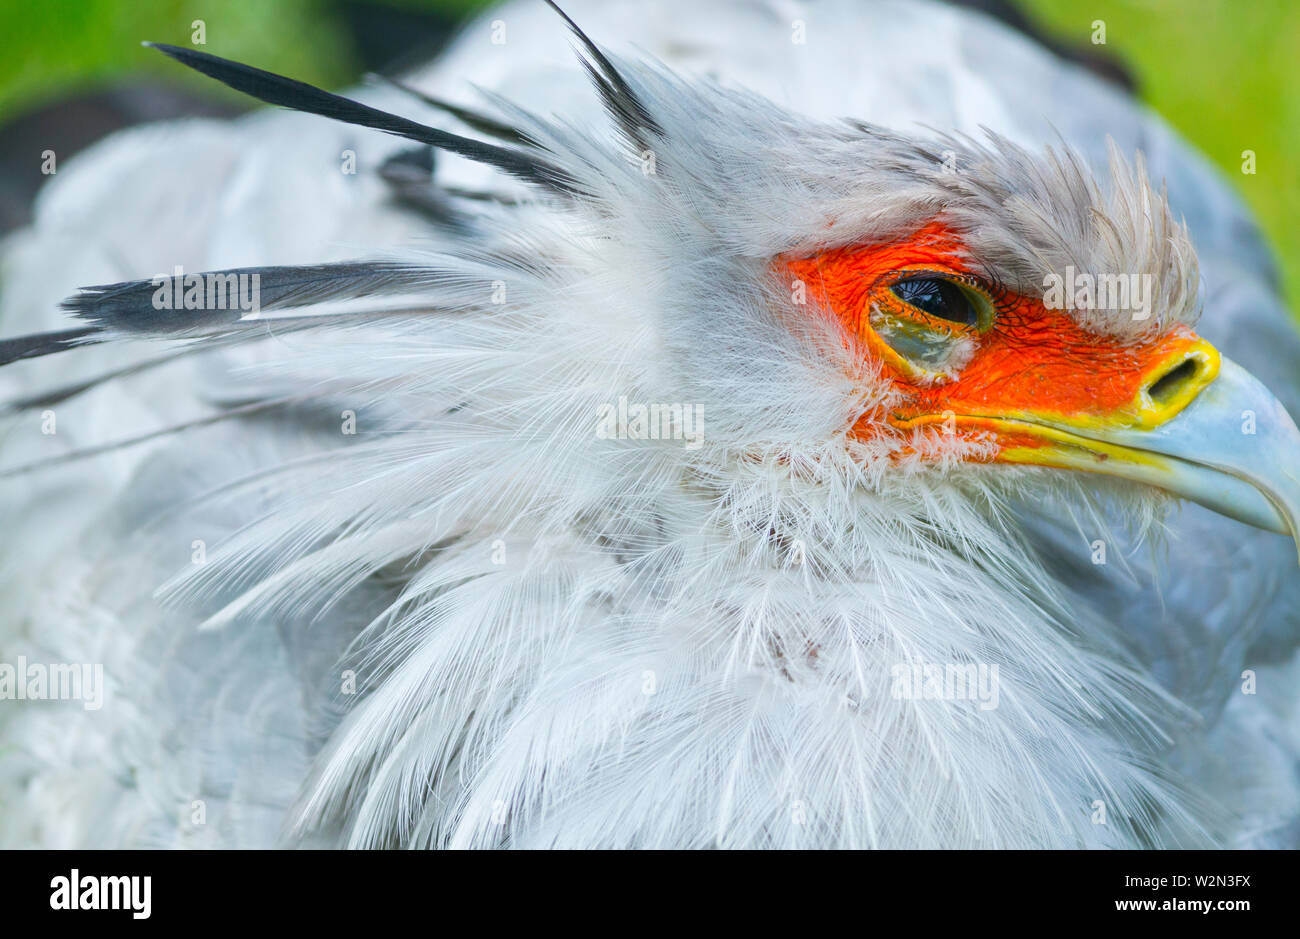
781,222,1216,461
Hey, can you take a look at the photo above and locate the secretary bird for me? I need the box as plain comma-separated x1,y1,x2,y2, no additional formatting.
0,0,1297,849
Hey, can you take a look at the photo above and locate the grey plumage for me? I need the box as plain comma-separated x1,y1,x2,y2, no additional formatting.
0,0,1296,849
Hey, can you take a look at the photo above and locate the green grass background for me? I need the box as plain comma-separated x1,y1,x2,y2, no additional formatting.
1,0,1296,308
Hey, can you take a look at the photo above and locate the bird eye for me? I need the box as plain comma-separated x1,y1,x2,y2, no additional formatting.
867,273,996,381
890,277,979,327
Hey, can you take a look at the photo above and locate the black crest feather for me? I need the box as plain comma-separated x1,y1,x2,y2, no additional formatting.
63,262,449,335
543,1,663,151
0,327,101,367
145,43,579,194
374,75,533,146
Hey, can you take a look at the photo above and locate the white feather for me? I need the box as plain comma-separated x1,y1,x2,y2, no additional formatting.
0,0,1295,848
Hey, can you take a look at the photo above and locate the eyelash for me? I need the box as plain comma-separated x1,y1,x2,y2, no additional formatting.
876,269,998,300
881,270,1000,332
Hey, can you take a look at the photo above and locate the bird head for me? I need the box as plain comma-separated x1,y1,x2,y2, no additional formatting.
9,3,1296,850
575,63,1300,555
778,195,1300,546
19,9,1300,565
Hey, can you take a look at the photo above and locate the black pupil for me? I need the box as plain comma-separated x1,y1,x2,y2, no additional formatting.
890,278,976,326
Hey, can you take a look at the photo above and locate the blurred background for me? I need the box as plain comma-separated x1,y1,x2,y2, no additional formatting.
1,0,1296,309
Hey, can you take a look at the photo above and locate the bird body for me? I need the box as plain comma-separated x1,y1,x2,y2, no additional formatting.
0,0,1298,849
